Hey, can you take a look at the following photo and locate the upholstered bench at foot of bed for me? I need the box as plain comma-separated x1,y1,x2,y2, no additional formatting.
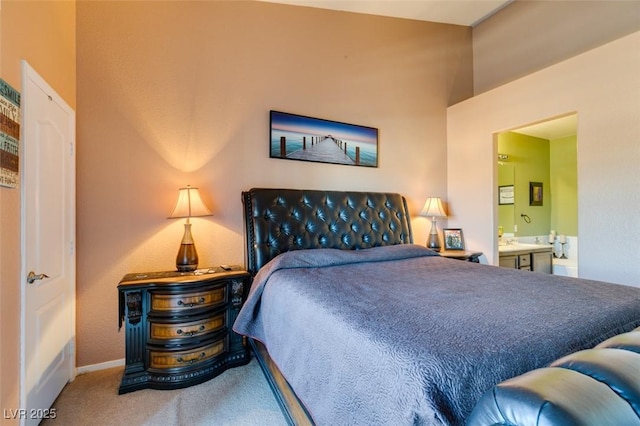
467,326,640,426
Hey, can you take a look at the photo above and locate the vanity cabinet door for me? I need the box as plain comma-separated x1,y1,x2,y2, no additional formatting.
499,255,518,269
532,251,552,274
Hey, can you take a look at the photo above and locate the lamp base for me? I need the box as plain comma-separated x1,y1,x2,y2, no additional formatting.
427,218,441,252
176,243,198,272
427,233,441,252
176,222,198,272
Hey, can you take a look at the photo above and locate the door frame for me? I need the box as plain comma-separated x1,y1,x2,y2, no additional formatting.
19,60,76,420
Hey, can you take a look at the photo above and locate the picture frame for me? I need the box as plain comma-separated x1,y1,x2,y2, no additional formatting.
529,182,543,206
498,185,514,205
270,110,378,167
443,228,465,250
0,78,20,189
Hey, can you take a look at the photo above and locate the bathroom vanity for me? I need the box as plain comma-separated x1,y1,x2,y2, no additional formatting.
498,244,553,273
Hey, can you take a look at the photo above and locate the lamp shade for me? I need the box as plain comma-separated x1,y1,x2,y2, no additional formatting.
168,186,212,219
420,197,447,218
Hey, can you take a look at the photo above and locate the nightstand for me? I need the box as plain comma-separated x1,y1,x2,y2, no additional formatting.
117,266,251,394
439,250,483,263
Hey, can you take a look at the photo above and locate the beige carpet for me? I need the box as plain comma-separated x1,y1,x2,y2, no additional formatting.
42,358,288,426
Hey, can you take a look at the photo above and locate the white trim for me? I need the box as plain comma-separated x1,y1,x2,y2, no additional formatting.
76,359,125,375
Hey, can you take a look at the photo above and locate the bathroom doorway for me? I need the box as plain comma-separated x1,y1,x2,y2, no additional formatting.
496,113,578,275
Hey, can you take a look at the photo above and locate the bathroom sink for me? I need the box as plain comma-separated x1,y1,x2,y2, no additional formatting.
498,243,550,253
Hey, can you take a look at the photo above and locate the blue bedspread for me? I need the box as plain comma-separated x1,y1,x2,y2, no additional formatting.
233,244,640,425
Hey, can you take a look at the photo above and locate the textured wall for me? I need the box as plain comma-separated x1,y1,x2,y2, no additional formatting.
1,1,76,422
76,1,472,366
473,0,640,95
448,31,640,287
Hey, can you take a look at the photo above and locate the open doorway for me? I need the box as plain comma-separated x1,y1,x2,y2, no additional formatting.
496,113,578,275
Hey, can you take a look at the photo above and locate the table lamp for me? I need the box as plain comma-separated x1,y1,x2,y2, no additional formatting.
420,197,447,252
168,185,212,272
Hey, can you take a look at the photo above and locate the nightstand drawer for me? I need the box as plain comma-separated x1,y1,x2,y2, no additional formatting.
150,286,226,312
149,312,226,340
149,337,228,369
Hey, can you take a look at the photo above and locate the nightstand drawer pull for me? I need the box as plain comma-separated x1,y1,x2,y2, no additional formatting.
176,325,206,336
177,297,206,307
176,352,206,364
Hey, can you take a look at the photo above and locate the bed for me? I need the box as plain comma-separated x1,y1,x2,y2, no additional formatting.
233,188,640,426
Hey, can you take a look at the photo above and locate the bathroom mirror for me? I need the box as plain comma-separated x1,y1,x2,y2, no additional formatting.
498,162,515,235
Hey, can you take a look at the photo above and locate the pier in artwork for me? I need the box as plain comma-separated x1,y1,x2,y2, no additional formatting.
280,135,359,166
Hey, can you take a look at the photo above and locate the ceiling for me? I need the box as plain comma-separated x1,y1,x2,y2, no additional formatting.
260,0,513,26
512,114,578,140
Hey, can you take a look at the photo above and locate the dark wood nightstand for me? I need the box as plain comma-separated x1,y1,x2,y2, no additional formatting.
117,266,250,394
439,250,483,263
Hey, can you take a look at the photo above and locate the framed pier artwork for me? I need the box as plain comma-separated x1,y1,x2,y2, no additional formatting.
270,110,378,167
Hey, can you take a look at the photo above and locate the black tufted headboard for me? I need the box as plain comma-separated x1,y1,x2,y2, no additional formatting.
242,188,414,274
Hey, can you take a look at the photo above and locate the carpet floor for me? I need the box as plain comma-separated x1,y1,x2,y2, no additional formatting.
42,358,288,426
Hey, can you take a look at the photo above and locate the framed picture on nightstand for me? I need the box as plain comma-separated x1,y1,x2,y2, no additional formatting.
443,228,465,250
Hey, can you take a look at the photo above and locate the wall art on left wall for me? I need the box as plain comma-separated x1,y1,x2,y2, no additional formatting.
270,110,378,167
0,78,21,188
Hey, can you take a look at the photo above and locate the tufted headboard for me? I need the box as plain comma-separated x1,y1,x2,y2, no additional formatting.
242,188,413,274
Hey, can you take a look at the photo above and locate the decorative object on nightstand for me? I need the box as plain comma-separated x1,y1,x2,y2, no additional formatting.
168,185,212,272
117,266,251,394
420,197,447,252
443,228,465,251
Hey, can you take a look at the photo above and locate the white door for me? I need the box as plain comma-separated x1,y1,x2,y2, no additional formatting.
20,61,75,426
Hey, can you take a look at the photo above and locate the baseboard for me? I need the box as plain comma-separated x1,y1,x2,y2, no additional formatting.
76,358,125,375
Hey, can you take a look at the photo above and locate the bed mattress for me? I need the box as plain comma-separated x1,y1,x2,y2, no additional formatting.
234,244,640,425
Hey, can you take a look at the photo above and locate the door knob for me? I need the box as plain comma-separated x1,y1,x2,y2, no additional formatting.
27,271,49,284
